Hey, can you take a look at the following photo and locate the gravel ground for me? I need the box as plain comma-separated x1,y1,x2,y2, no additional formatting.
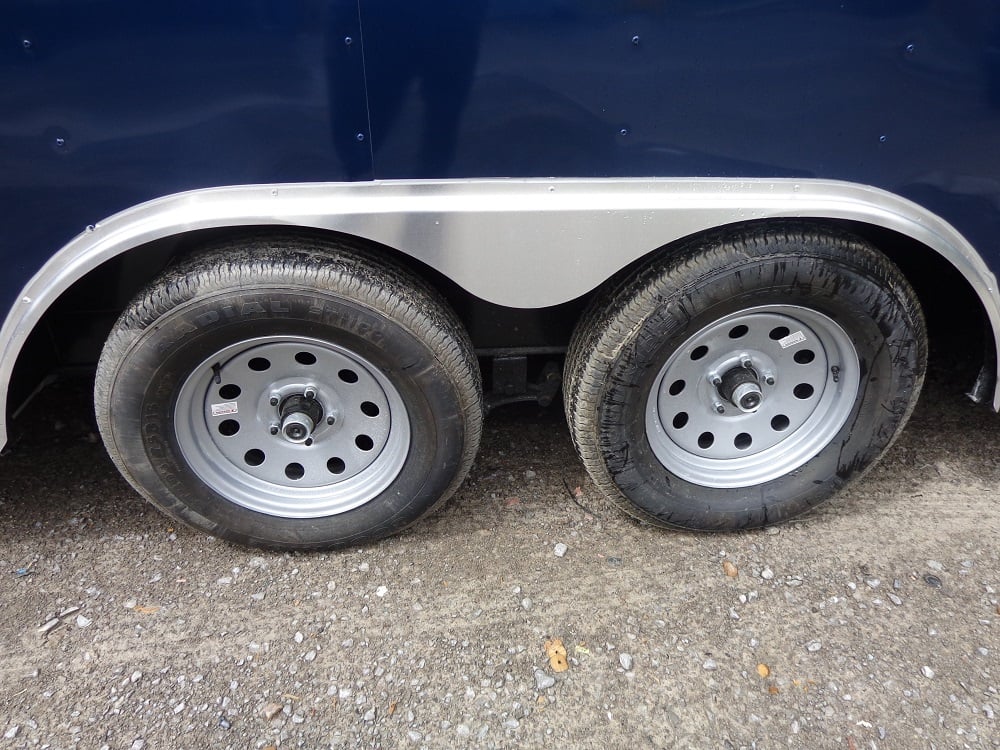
0,365,997,749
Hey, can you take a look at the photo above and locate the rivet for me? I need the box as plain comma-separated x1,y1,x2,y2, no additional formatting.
86,224,95,232
344,36,353,45
355,132,365,142
879,135,887,143
54,137,66,147
631,35,640,45
22,296,31,304
619,128,629,136
905,43,915,54
22,39,32,49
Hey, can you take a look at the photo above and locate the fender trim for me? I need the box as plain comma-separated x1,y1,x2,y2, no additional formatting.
2,177,998,446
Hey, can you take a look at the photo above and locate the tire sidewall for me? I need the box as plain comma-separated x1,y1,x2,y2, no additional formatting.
107,285,467,548
598,253,923,528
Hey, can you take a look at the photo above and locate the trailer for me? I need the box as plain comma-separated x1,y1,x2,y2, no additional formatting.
3,1,999,548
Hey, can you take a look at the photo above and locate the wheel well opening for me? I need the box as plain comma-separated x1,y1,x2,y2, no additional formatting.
836,220,992,392
618,217,993,400
7,224,589,426
8,215,995,432
6,227,433,422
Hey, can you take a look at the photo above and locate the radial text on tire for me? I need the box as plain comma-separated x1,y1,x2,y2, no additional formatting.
95,237,483,549
564,223,927,530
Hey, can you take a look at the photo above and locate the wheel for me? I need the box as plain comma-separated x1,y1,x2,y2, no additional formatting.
565,223,926,530
95,236,483,549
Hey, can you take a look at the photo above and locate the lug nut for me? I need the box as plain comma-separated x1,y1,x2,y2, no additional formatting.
765,376,775,386
269,425,279,435
714,402,726,414
304,387,317,400
269,396,279,406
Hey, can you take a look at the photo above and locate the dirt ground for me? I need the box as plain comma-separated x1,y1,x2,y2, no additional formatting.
0,362,997,749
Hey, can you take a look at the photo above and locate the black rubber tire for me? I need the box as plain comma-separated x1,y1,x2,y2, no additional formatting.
95,236,483,550
564,223,927,530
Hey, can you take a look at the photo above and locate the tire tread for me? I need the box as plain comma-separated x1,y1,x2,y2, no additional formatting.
564,222,926,529
95,235,483,548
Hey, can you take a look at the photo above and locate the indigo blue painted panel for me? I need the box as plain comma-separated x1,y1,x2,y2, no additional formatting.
0,0,369,310
1,0,1000,317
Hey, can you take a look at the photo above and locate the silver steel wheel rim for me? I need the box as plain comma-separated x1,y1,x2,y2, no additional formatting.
645,305,860,488
174,335,410,518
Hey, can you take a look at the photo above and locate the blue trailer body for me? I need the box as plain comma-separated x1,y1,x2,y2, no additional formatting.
4,1,1000,314
2,0,367,307
2,1,999,548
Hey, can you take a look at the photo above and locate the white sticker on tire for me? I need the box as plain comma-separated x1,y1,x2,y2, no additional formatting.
211,402,239,416
778,330,807,349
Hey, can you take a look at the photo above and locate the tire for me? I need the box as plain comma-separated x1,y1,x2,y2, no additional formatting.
564,223,926,530
95,236,483,550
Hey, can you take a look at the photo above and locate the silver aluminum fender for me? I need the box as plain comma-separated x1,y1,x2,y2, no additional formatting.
1,177,999,449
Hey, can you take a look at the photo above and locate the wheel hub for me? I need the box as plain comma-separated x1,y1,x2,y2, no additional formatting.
645,305,860,488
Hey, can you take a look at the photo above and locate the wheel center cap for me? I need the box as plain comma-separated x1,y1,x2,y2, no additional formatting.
279,392,325,443
717,363,763,413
